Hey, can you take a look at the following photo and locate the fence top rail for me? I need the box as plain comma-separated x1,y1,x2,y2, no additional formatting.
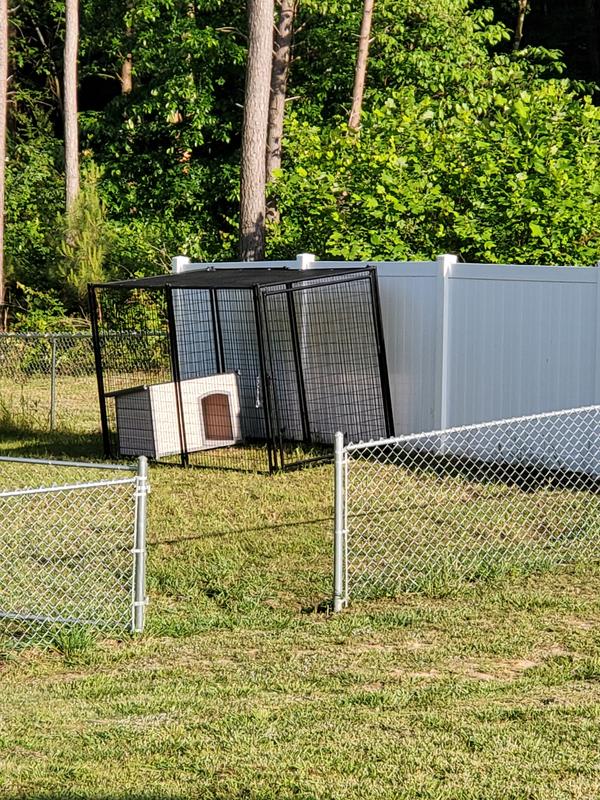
0,331,163,341
450,262,598,283
0,455,138,472
343,404,600,453
0,476,138,499
0,331,92,339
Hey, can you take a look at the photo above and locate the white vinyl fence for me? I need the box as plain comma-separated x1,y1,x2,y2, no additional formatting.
332,406,600,609
0,456,149,648
174,255,600,435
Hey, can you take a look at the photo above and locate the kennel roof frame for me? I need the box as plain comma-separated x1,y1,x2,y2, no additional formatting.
90,267,373,292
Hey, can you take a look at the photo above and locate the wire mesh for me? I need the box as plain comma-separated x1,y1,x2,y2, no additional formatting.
340,406,600,601
172,287,271,472
0,457,147,649
262,272,392,468
0,332,97,433
92,287,174,462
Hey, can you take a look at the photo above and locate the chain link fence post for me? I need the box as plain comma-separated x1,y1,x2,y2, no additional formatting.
132,456,149,633
50,335,57,431
333,431,347,612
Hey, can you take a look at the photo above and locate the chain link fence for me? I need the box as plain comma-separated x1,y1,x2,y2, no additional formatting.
0,455,148,649
333,406,600,608
0,332,97,433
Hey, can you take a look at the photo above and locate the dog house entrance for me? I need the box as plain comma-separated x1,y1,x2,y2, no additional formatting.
202,393,234,442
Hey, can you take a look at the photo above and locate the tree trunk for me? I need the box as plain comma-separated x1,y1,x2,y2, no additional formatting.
585,0,600,84
120,50,133,94
239,0,274,261
64,0,80,210
0,0,8,327
266,0,295,184
513,0,529,51
6,6,13,133
120,1,133,94
349,0,375,131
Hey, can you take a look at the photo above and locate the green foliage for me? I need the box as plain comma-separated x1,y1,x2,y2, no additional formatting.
79,0,246,259
11,284,74,333
4,121,64,291
54,163,113,307
103,218,172,279
269,1,600,265
2,0,599,317
291,0,514,122
8,285,77,382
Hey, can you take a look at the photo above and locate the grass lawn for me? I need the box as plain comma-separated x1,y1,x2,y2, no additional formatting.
1,427,600,799
0,375,99,434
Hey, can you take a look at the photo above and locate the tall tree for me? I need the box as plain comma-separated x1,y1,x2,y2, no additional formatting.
585,0,600,83
239,0,274,260
0,0,8,326
513,0,529,50
119,0,134,94
266,0,295,184
349,0,374,130
64,0,79,210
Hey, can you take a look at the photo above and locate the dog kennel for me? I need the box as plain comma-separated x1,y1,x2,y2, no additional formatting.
89,266,393,472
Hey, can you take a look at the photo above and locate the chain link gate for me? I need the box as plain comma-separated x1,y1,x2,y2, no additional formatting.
0,456,149,648
333,406,600,609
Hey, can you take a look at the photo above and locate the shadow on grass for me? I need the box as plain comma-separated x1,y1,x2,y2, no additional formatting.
369,445,600,494
301,597,333,614
0,427,104,461
154,516,332,546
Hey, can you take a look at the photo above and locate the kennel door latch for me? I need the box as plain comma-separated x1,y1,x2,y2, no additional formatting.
255,375,262,408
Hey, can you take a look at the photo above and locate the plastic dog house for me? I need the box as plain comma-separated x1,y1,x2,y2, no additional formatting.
111,373,242,458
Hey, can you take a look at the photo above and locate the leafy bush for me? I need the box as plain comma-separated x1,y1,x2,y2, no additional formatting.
11,285,75,333
269,0,600,265
4,122,64,290
270,81,599,264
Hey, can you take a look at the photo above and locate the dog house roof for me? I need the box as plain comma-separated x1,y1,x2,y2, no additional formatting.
93,266,373,291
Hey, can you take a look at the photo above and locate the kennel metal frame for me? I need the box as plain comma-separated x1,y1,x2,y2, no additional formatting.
89,267,394,473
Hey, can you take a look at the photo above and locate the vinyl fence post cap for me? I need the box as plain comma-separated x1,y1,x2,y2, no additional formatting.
172,256,191,274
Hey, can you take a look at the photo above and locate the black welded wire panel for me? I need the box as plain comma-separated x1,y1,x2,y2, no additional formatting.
171,287,270,472
92,269,390,473
93,287,174,460
171,288,216,380
262,274,388,467
259,290,305,450
217,289,267,442
301,279,387,442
